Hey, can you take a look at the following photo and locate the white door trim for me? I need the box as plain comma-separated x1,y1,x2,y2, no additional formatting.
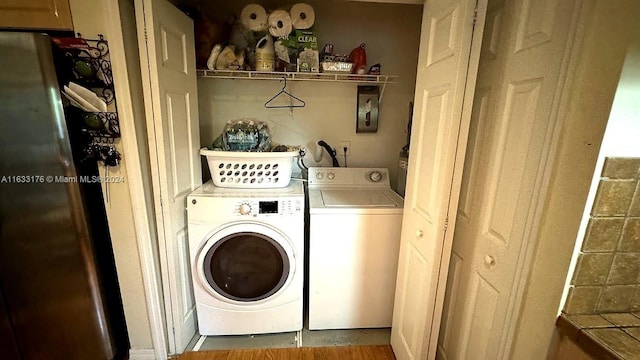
104,1,169,359
134,0,177,353
494,1,588,357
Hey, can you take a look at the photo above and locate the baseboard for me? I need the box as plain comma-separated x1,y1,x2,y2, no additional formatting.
129,349,157,360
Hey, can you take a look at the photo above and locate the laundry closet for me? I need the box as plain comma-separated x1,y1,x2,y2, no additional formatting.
152,0,424,349
136,0,487,356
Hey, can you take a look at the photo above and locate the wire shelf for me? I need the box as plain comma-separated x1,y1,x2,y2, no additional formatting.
197,69,398,84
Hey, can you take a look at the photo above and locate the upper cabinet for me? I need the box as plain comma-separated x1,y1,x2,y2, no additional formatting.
0,0,73,31
345,0,424,4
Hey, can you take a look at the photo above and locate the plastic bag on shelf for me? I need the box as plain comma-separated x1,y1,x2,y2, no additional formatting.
222,118,272,152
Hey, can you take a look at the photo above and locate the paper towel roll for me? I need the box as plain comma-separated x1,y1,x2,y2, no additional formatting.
268,10,293,38
240,4,268,32
290,3,315,30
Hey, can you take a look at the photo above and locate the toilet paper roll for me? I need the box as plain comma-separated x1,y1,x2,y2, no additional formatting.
240,4,268,32
290,3,315,30
268,10,293,38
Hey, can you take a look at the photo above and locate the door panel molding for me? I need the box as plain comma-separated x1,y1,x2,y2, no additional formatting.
427,4,460,66
462,273,500,359
414,86,451,222
514,0,558,52
438,252,463,354
458,87,491,222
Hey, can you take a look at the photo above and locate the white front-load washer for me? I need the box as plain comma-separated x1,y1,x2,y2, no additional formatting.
307,167,404,330
187,180,304,335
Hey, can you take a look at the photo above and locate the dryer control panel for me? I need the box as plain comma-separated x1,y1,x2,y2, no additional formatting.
235,198,303,216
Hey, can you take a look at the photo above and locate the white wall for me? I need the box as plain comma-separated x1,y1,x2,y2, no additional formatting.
194,0,422,185
600,39,640,157
68,0,155,353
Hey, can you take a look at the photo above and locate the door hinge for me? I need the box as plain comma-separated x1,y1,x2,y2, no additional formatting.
472,1,479,25
444,216,449,232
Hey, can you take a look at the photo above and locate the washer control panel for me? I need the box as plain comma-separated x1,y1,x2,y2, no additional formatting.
234,198,303,216
308,167,390,187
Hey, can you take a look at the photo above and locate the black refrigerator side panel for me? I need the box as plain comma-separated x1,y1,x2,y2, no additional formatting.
0,291,20,360
0,32,127,360
65,107,131,360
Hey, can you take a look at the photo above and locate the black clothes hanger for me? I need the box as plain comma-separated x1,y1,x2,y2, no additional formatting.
264,76,306,109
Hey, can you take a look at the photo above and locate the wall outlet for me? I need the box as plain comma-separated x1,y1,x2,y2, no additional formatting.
339,141,351,156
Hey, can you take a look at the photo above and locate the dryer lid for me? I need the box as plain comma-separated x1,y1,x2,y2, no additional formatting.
320,189,398,207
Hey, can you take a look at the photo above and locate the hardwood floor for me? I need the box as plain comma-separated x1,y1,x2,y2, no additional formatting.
178,345,396,360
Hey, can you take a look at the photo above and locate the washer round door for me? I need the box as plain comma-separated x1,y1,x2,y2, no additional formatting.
196,222,296,303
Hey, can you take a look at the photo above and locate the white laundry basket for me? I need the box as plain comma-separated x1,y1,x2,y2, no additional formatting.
201,148,299,188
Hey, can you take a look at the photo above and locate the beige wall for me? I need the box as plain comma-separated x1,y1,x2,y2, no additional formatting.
192,0,422,185
68,0,155,352
510,1,639,358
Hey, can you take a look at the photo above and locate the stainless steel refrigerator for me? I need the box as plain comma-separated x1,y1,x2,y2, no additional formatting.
0,33,129,359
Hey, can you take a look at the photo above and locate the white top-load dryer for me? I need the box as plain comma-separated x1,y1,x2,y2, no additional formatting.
307,167,404,330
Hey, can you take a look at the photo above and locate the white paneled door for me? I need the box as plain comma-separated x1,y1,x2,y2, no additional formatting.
390,0,486,359
437,0,581,359
136,0,201,354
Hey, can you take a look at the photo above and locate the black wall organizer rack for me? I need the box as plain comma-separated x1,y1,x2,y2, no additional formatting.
53,34,122,166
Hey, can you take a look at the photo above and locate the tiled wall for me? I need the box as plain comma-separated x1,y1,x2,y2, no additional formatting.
564,157,640,314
